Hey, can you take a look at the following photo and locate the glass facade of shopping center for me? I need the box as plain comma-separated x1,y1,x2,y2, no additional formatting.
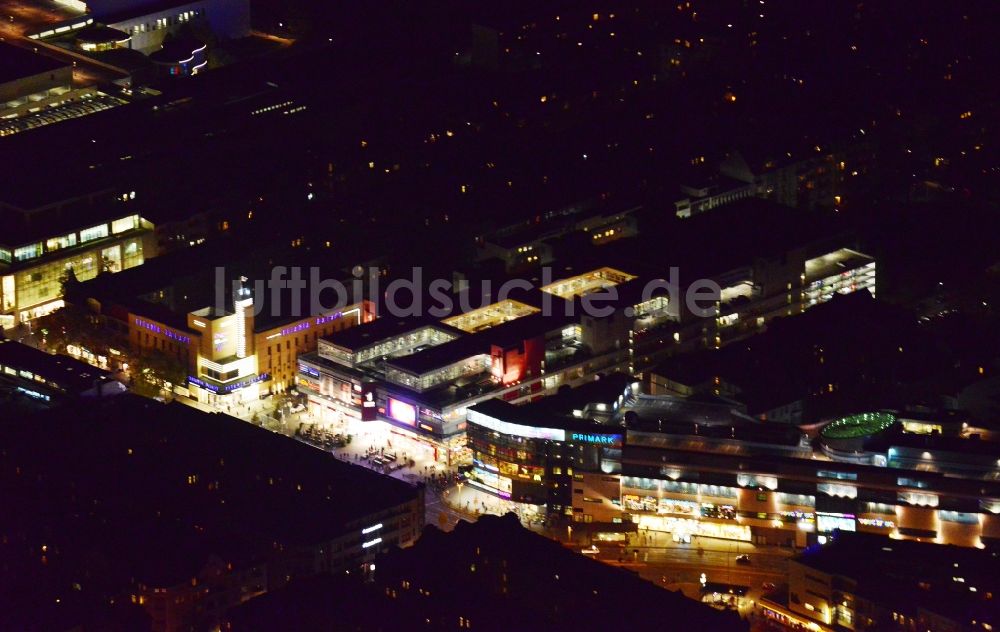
1,215,150,327
466,416,622,510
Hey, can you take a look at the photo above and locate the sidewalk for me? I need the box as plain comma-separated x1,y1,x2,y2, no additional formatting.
440,483,547,528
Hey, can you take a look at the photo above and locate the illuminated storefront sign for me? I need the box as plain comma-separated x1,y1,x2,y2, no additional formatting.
361,382,377,421
817,512,856,533
135,317,162,333
858,517,895,529
188,373,269,394
467,409,566,441
315,312,343,326
298,363,320,378
780,510,814,520
264,309,360,341
135,317,192,343
281,321,310,337
570,432,623,447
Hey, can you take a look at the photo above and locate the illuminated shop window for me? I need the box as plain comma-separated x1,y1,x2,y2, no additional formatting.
737,473,778,490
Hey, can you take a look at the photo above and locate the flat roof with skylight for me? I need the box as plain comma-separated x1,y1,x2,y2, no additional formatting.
441,299,540,333
804,248,875,282
539,266,636,300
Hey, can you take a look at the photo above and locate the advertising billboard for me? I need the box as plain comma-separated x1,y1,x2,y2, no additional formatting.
387,397,416,425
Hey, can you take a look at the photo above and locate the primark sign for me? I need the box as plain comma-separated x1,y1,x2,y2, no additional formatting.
570,432,623,447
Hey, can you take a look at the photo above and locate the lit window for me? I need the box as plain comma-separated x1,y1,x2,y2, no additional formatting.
14,243,42,261
111,215,138,234
80,224,109,243
45,233,77,252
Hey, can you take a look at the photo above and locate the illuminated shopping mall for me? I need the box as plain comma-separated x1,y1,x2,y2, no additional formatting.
463,379,1000,549
297,218,878,462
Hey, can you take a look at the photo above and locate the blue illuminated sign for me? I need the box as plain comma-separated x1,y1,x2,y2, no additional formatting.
269,312,346,340
298,363,320,378
569,432,622,446
17,386,50,401
188,373,270,394
281,322,310,337
315,312,343,326
135,318,191,344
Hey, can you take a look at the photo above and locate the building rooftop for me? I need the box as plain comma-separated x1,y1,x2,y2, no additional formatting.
385,311,572,377
322,316,459,354
229,513,746,631
0,41,68,85
148,36,205,65
624,436,1000,500
887,431,1000,460
0,338,117,396
88,0,212,22
623,392,751,428
0,188,128,250
796,531,1000,626
75,24,131,45
820,411,897,440
69,239,370,332
0,394,420,629
626,421,807,455
384,333,491,376
804,247,875,282
621,198,851,282
531,372,636,415
469,397,622,436
651,291,967,422
483,214,573,250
